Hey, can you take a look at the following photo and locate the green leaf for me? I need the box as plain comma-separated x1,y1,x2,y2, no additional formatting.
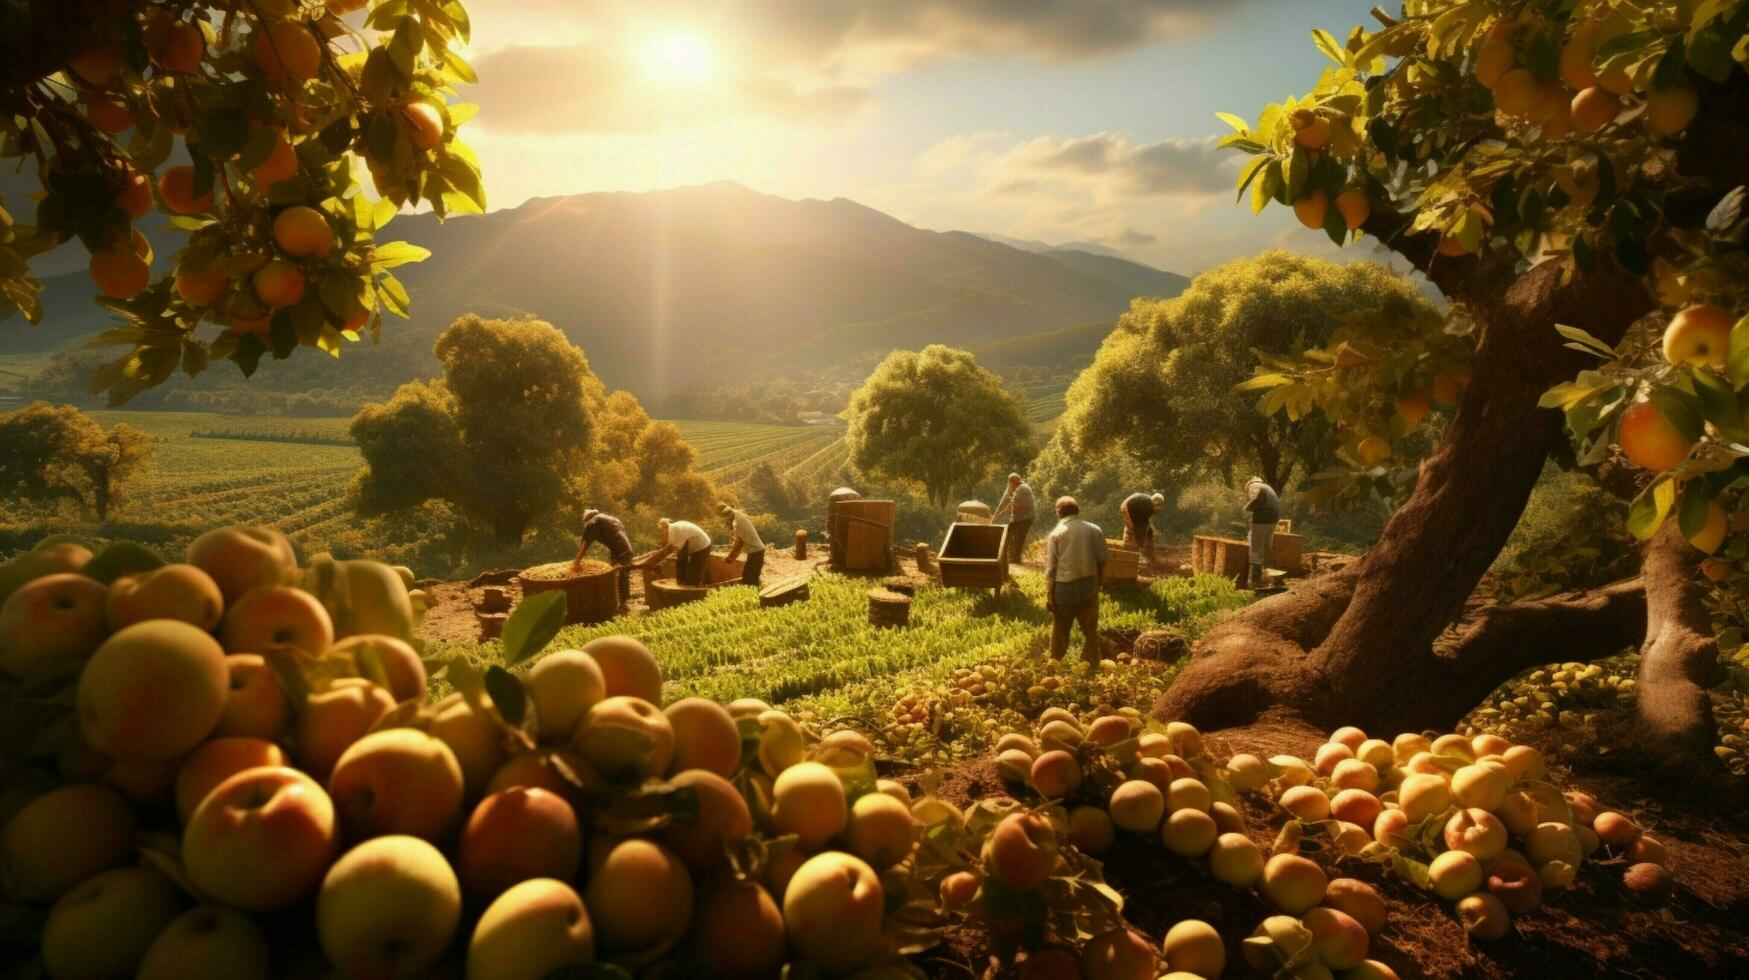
1627,478,1677,540
370,241,430,270
1726,314,1749,388
1678,483,1715,539
1646,386,1706,444
502,590,567,666
82,542,166,583
1215,112,1251,133
1311,28,1346,65
1554,323,1616,359
1236,372,1292,393
483,665,528,728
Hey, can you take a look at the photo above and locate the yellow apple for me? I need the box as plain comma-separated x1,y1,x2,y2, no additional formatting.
184,766,339,911
1,783,137,903
468,878,596,980
328,728,467,843
783,851,884,973
457,787,582,901
187,525,297,604
331,634,427,702
220,585,334,654
664,696,742,777
213,653,291,740
41,866,184,978
138,906,272,980
431,691,510,799
584,838,694,957
575,695,674,782
526,649,606,742
78,620,228,759
0,572,110,681
581,635,663,703
106,563,224,631
295,678,396,781
662,768,753,870
317,835,462,979
175,736,289,823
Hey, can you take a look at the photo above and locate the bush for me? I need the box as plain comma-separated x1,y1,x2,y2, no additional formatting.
1489,467,1634,600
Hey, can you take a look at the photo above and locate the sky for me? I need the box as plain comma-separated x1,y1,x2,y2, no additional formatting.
457,0,1385,274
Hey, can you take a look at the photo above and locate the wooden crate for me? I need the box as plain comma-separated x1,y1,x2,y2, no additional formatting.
642,552,745,590
1191,535,1251,585
833,499,895,572
1103,539,1141,584
937,523,1009,592
1272,531,1304,575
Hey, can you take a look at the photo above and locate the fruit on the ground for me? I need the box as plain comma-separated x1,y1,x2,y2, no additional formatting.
273,205,333,258
1167,775,1213,813
1029,749,1082,798
1262,853,1328,914
1081,926,1159,980
138,905,271,980
100,754,180,805
309,559,416,642
1457,891,1511,940
188,526,297,604
586,838,693,955
175,736,288,823
1245,915,1314,974
756,709,806,776
1315,741,1353,774
41,866,183,978
1486,859,1542,914
1525,821,1582,868
329,728,467,842
1226,752,1269,792
582,635,663,703
1330,726,1366,751
1501,744,1545,782
1295,190,1329,230
1161,807,1219,857
1687,502,1728,554
1623,861,1673,903
184,766,339,909
252,132,299,186
771,760,849,849
256,20,321,80
1208,831,1264,886
691,877,786,978
577,695,675,781
402,101,445,148
253,259,307,308
1281,784,1332,821
0,572,109,680
1645,84,1698,136
329,635,426,702
1304,906,1370,969
1539,859,1577,891
458,788,581,900
1430,849,1483,900
1331,788,1382,828
1344,961,1403,980
1324,877,1387,935
845,790,920,870
1086,714,1131,746
1066,804,1115,854
468,878,596,980
221,584,333,654
940,870,981,907
527,649,607,742
160,165,214,214
1445,808,1508,861
89,238,151,297
998,748,1034,782
1592,811,1640,847
1564,790,1599,825
664,696,741,777
986,811,1059,891
1,783,136,902
317,835,461,978
79,620,228,759
784,851,884,972
296,678,395,780
1109,779,1166,832
1331,758,1380,793
1163,919,1224,977
431,692,509,797
1374,807,1409,845
108,563,225,632
1663,304,1733,367
1398,772,1452,822
664,769,753,869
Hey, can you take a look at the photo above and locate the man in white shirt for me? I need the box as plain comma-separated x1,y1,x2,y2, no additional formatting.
991,472,1037,565
651,517,713,586
719,503,766,586
1044,495,1108,662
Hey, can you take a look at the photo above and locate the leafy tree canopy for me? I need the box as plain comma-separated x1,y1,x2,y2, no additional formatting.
0,0,482,403
1056,250,1447,496
846,345,1035,507
0,401,153,521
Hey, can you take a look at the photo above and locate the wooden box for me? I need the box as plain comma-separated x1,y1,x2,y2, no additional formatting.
1272,531,1304,575
1191,535,1252,585
1102,539,1141,584
937,523,1009,592
643,552,745,591
830,499,895,572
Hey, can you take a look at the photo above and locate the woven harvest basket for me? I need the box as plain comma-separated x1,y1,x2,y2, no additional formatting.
516,561,620,625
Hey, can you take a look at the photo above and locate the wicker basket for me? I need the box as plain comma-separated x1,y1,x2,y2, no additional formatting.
516,561,620,625
647,578,711,611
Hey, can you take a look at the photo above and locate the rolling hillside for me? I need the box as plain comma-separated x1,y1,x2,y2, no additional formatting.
6,183,1187,399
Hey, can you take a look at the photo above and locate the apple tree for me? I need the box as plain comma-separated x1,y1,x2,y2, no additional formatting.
1157,0,1749,770
0,0,482,403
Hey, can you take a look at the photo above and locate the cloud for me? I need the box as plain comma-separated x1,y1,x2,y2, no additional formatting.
999,133,1238,197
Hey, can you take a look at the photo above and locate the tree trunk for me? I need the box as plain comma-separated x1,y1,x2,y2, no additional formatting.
93,470,110,523
493,513,527,547
1635,521,1723,761
1154,259,1656,736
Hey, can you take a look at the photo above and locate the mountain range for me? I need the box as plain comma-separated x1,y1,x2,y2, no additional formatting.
4,182,1189,398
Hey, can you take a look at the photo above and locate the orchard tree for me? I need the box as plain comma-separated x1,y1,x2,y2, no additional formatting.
580,389,728,531
1157,0,1749,772
845,345,1035,507
0,401,153,520
0,0,482,403
1057,250,1448,493
351,316,601,546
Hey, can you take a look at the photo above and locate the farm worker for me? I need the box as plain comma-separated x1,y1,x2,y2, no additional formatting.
1044,496,1108,663
719,502,766,587
651,517,713,586
1121,491,1166,556
571,508,635,607
1244,476,1281,588
990,472,1036,565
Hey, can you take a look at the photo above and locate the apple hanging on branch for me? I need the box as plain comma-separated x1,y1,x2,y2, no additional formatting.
0,0,484,403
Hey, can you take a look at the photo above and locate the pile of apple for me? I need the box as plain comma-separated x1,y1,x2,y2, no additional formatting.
1227,726,1673,942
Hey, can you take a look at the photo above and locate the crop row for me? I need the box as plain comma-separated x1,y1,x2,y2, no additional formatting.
709,433,843,488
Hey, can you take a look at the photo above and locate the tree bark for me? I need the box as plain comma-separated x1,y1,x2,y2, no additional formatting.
1635,521,1723,761
1154,258,1657,735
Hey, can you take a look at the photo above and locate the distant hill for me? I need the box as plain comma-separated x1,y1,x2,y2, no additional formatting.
5,183,1189,398
975,321,1114,370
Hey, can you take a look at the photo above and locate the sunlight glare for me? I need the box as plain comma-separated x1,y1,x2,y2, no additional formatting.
645,33,717,85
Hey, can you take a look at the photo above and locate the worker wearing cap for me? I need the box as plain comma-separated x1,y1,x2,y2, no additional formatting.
1244,476,1281,589
719,502,766,587
1121,490,1166,557
650,517,713,586
571,508,635,609
990,471,1036,565
1045,496,1108,662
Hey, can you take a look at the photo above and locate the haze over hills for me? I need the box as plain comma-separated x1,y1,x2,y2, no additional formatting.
5,182,1189,399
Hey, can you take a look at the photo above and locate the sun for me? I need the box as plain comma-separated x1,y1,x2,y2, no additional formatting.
644,33,718,85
